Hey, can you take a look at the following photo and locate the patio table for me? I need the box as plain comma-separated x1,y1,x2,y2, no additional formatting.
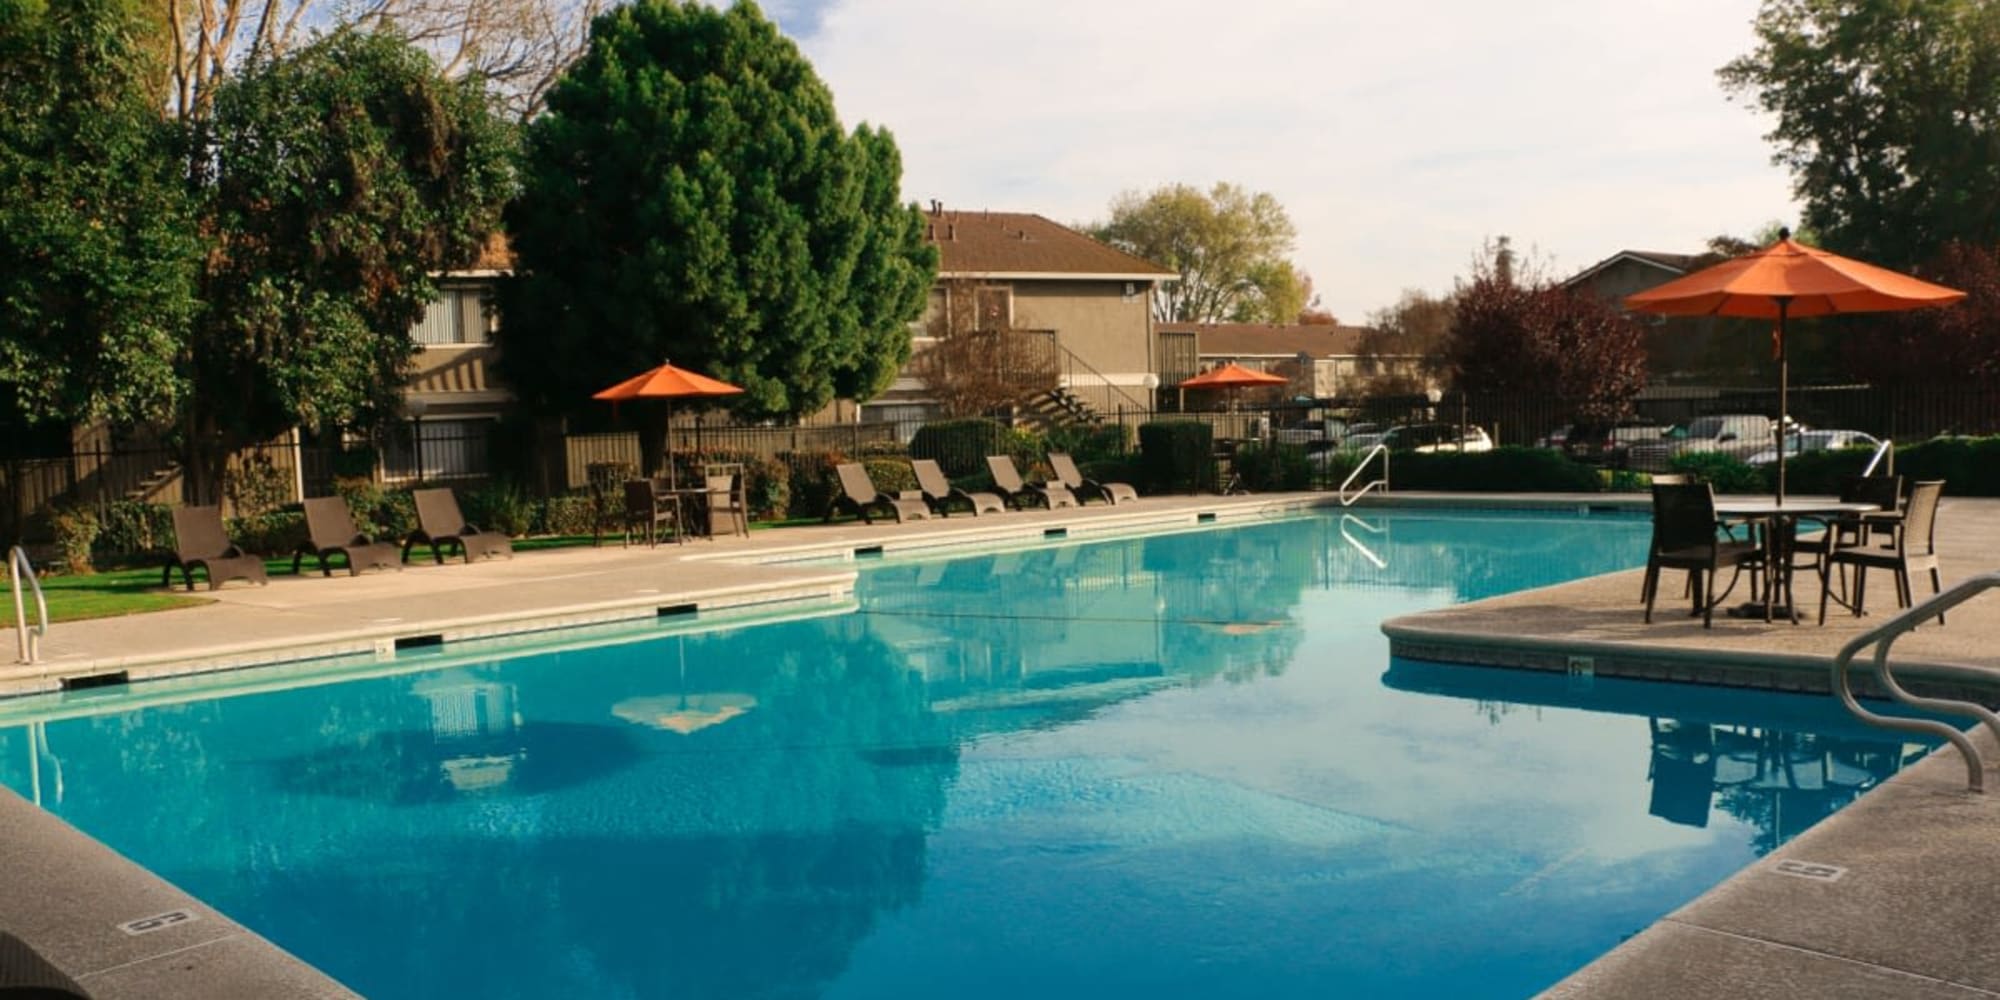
1713,499,1880,624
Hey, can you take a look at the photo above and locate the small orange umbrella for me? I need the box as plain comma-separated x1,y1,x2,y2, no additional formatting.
593,360,744,484
1626,231,1963,502
1178,362,1290,390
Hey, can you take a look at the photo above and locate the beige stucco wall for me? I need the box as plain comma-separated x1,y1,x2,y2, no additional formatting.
1011,279,1157,395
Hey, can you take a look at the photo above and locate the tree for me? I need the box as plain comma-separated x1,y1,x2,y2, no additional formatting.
0,0,199,430
160,0,601,122
1843,240,2000,387
1359,289,1454,395
1442,256,1647,425
1719,0,2000,267
500,0,936,422
184,27,514,491
1090,182,1309,324
909,278,1058,418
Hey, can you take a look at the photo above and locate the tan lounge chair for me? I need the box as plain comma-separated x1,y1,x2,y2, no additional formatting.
911,459,1004,517
826,463,930,524
405,487,515,563
1048,452,1137,505
985,455,1076,510
295,496,403,577
164,505,269,591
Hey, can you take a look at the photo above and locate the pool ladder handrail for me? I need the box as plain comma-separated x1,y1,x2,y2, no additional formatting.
1339,444,1389,506
9,546,47,665
1861,437,1893,477
1830,569,2000,793
1339,513,1387,569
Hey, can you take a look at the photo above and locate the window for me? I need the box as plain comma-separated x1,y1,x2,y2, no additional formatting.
411,286,492,346
974,287,1013,329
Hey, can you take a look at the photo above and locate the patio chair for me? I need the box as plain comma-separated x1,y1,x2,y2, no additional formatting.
824,463,930,524
1820,479,1945,626
164,505,269,591
1643,481,1764,629
1793,474,1903,607
911,458,1004,517
1049,452,1138,505
622,479,682,547
405,487,515,564
295,497,403,577
704,466,750,538
984,455,1076,510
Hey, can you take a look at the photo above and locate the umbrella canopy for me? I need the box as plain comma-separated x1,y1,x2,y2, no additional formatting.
592,360,744,485
592,360,746,401
1178,362,1290,389
1625,231,1963,502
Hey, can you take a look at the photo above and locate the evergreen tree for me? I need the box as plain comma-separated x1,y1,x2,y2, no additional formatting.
500,0,936,421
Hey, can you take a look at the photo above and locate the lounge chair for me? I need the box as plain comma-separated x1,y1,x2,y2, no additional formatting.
405,487,515,564
164,505,269,591
911,458,1004,517
1048,452,1137,505
825,463,930,524
1821,479,1945,626
295,496,404,577
985,455,1076,510
1642,481,1764,629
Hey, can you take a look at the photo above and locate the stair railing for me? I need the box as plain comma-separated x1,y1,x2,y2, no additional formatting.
1056,343,1148,415
9,545,47,665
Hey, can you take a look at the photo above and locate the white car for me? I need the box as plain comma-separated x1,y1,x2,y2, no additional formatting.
1746,429,1881,465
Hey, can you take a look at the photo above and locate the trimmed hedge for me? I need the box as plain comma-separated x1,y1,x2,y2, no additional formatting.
1392,447,1604,492
910,418,1012,478
1666,452,1766,494
1232,441,1313,492
1138,421,1214,494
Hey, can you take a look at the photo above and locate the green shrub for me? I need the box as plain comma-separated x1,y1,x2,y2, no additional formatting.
911,418,1012,478
1890,436,2000,495
1232,441,1312,491
229,510,307,555
463,481,536,536
537,494,591,536
779,451,845,519
1138,421,1215,493
1667,452,1765,494
1606,468,1650,492
1392,447,1605,492
1780,447,1874,495
862,457,917,496
94,500,173,558
1045,422,1133,464
50,506,97,575
225,453,290,517
334,477,416,541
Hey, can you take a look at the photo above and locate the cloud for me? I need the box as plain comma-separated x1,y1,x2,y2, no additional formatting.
795,0,1794,323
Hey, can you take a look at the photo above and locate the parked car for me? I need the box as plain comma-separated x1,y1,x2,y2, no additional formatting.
1382,423,1493,453
1745,429,1882,465
1559,419,1670,469
1627,413,1775,472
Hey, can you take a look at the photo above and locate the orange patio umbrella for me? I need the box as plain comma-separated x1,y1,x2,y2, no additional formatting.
1625,230,1963,502
1179,362,1288,413
593,359,745,485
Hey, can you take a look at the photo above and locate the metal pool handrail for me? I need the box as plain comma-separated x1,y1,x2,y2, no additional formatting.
1830,570,2000,793
1862,437,1893,477
1339,444,1389,506
9,546,46,665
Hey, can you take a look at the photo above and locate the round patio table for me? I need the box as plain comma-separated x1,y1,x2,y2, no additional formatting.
1713,499,1881,623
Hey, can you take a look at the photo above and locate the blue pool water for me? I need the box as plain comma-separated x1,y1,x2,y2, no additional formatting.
0,511,1934,999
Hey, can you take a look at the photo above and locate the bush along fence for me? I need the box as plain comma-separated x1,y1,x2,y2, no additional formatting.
17,392,2000,568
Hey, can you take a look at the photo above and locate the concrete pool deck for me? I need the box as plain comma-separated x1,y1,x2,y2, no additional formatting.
4,489,1999,998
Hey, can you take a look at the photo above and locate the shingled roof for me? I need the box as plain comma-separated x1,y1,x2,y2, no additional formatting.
1159,322,1378,358
924,206,1176,280
1563,249,1705,287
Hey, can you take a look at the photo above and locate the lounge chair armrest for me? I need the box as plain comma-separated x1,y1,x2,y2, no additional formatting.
897,489,923,502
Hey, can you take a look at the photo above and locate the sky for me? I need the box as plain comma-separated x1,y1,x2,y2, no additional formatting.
763,0,1800,325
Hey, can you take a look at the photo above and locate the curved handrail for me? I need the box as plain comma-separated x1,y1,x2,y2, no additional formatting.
1830,570,2000,793
1338,444,1389,506
1339,514,1387,569
1862,437,1893,477
8,546,46,665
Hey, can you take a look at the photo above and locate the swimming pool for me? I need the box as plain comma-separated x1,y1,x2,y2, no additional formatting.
0,510,1934,998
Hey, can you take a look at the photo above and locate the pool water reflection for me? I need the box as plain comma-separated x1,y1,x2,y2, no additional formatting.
0,511,1935,999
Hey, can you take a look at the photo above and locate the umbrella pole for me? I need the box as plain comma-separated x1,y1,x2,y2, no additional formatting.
1775,299,1790,506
